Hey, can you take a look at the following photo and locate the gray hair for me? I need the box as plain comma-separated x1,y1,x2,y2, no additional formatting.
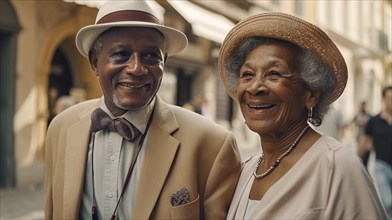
226,37,336,126
89,35,104,57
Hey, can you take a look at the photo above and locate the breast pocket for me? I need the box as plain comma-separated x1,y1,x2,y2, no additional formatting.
169,194,200,219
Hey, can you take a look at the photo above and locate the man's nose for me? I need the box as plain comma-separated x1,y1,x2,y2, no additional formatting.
125,54,146,75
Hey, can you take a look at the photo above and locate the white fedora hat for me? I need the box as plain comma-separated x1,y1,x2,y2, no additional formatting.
75,0,188,58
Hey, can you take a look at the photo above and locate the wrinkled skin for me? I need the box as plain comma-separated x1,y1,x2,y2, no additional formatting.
236,43,318,140
89,27,165,116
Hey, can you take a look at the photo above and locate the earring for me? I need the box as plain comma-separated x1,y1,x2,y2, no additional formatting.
307,107,315,124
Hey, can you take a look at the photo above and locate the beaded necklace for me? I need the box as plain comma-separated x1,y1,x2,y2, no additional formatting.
253,125,309,179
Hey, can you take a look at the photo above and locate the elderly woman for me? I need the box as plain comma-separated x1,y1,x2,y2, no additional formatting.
219,12,387,219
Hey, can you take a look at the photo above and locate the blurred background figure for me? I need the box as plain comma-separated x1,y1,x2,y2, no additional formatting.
349,101,373,167
48,95,78,125
53,95,77,115
359,85,392,220
181,101,194,112
352,101,372,140
315,104,346,141
182,95,205,115
192,95,204,115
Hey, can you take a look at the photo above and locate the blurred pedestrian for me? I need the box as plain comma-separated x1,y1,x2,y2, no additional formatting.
48,95,77,126
315,104,346,141
53,95,78,115
359,85,392,219
182,95,205,115
351,101,372,167
192,95,204,115
352,101,372,140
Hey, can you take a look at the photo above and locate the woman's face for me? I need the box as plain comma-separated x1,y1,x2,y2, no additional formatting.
90,27,165,116
236,43,311,135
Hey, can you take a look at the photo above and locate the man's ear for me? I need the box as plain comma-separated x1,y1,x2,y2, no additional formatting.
306,89,321,109
89,52,99,76
163,53,168,64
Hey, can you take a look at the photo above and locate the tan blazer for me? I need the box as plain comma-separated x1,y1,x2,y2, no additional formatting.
44,96,241,219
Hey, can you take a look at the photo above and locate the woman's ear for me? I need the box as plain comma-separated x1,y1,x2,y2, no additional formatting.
89,52,99,76
306,89,321,109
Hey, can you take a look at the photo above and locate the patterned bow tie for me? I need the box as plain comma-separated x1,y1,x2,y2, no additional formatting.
90,108,141,141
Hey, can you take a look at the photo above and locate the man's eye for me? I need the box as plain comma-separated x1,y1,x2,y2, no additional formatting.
111,51,130,63
112,51,130,59
143,51,162,64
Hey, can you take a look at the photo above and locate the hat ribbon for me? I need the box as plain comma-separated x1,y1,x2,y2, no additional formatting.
97,10,163,25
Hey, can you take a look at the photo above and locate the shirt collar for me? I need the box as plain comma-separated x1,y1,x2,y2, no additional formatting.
99,97,156,135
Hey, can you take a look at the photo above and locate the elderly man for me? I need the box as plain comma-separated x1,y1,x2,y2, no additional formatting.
44,1,241,219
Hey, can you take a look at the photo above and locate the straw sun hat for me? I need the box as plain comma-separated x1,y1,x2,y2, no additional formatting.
75,0,188,58
218,12,347,104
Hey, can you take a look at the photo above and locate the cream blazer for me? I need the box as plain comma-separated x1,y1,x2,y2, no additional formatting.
44,96,241,219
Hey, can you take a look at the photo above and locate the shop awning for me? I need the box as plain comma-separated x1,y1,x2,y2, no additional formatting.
63,0,106,8
168,1,235,43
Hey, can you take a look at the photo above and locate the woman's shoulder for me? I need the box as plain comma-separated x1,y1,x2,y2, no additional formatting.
314,135,366,174
314,137,385,219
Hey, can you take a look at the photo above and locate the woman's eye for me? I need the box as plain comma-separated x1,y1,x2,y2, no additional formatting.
267,71,282,79
240,70,253,78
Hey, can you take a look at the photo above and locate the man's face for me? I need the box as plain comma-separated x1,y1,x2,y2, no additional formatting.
384,89,392,114
90,27,165,116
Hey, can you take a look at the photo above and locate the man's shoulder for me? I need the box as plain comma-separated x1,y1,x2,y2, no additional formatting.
155,98,231,137
49,99,99,126
172,105,227,127
368,113,383,124
60,99,98,115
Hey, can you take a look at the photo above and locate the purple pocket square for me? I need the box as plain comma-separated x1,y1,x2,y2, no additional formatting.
170,187,190,206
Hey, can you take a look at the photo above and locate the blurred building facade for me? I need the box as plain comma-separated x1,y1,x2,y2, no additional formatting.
1,0,391,188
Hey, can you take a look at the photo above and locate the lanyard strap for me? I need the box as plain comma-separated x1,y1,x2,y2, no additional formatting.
91,109,154,220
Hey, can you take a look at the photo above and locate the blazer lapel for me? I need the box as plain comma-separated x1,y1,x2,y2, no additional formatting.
132,97,180,219
63,100,99,219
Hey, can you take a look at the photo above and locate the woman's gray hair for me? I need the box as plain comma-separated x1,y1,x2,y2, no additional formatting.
225,37,336,126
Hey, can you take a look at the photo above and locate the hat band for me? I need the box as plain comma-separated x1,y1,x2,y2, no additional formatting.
97,10,163,25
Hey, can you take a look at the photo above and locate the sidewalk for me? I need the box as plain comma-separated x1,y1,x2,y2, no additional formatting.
0,186,44,220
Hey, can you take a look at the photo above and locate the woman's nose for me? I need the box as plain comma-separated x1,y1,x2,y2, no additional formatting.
247,78,268,95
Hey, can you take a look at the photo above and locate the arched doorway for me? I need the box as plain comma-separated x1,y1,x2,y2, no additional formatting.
47,47,74,124
0,0,21,188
